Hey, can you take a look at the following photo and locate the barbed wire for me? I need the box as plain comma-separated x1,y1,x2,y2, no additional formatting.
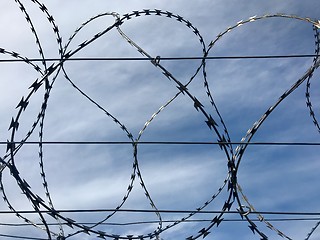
0,1,320,240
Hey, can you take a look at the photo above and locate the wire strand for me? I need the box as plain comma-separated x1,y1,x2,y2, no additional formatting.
1,141,320,146
0,209,319,215
0,54,317,62
1,217,320,228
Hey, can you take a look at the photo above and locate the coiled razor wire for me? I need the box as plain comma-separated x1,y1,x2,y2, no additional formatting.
0,1,319,239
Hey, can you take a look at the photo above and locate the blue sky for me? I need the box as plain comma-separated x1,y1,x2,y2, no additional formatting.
0,0,320,239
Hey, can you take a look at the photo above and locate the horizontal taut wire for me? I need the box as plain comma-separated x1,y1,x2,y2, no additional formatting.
1,141,320,145
0,54,318,63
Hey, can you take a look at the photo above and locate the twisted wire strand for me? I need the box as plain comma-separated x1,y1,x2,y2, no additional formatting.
59,9,233,239
58,12,144,239
4,0,67,238
306,26,320,133
0,47,53,236
115,10,237,240
303,25,320,240
1,9,142,239
1,0,72,238
17,0,66,237
236,47,320,240
116,15,230,238
204,14,320,240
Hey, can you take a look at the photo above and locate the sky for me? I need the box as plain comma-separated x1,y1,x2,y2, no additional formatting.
0,0,320,240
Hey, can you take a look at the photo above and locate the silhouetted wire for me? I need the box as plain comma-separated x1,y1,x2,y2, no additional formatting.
1,217,320,228
0,209,319,215
1,141,320,146
0,54,317,62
